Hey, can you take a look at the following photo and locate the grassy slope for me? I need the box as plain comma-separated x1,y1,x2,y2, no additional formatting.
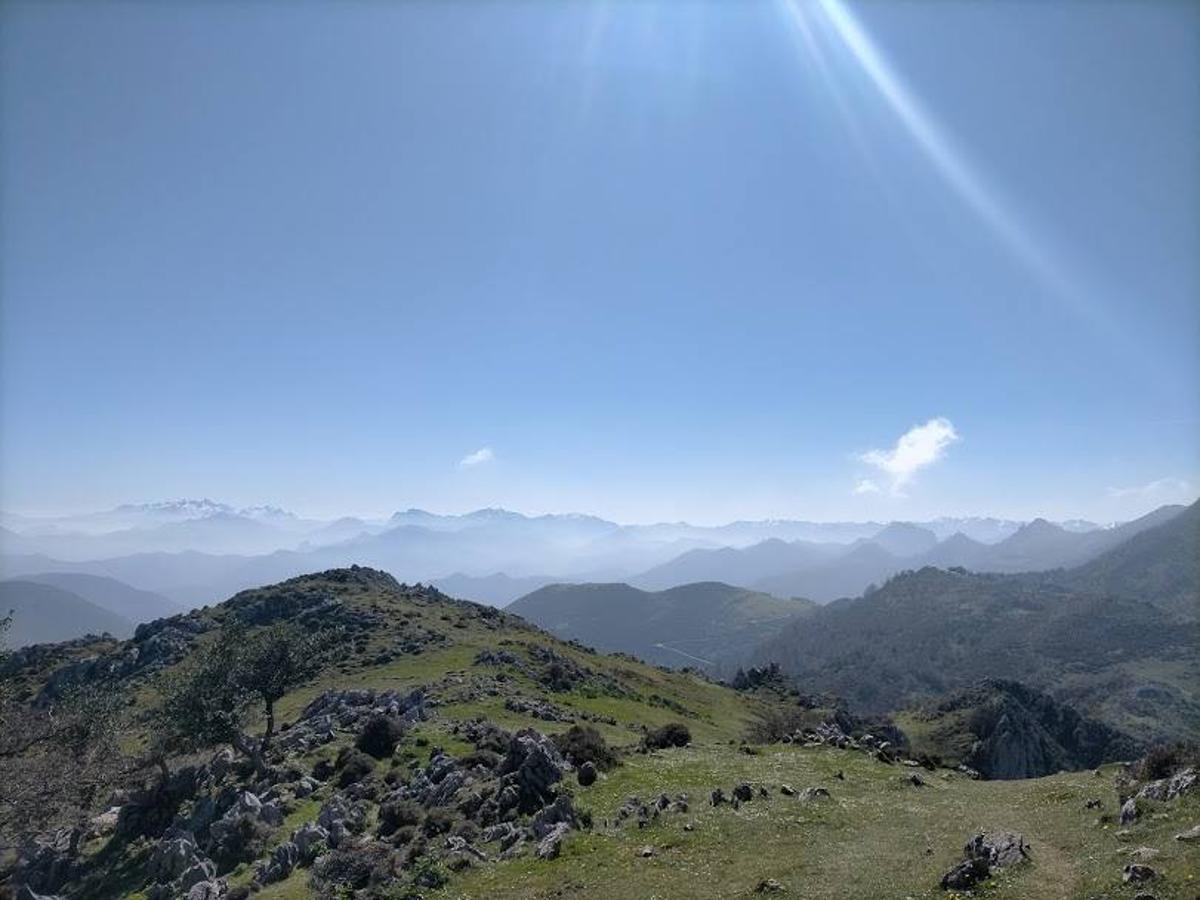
434,748,1200,900
44,569,1197,899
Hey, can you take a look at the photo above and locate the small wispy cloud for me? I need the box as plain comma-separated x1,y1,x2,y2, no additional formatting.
458,447,495,468
1106,477,1191,500
853,478,881,495
859,417,959,496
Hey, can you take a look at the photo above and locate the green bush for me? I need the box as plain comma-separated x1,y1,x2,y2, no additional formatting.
356,714,406,759
336,746,376,787
553,724,620,771
642,722,691,750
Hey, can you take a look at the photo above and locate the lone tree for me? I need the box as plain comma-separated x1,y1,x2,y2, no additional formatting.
156,619,326,774
0,615,129,852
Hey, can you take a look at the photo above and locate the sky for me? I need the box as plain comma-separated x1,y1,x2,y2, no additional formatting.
1,0,1197,525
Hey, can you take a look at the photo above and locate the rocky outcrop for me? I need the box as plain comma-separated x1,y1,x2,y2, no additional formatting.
1136,767,1197,802
916,680,1137,780
498,729,568,814
940,831,1029,890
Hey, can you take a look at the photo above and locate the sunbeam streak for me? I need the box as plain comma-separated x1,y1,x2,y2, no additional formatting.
812,0,1104,328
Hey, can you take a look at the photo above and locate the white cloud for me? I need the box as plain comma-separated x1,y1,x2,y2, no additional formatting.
853,478,881,495
1106,477,1191,500
859,417,959,495
458,447,495,468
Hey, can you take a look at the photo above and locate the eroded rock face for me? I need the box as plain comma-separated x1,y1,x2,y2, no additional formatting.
14,827,84,895
1137,767,1197,802
498,729,568,814
257,840,300,884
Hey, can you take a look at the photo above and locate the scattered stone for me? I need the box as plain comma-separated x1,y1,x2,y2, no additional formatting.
639,845,655,858
733,783,754,803
710,788,727,807
964,831,1030,869
939,831,1029,891
1120,798,1139,825
1122,863,1157,883
535,822,570,860
755,878,786,893
780,784,796,797
1174,824,1200,842
940,857,990,890
907,774,926,787
577,761,597,787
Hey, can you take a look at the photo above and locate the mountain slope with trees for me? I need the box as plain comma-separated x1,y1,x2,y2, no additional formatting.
508,581,815,669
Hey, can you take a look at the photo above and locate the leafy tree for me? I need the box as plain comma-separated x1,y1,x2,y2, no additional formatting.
0,614,127,851
155,620,326,774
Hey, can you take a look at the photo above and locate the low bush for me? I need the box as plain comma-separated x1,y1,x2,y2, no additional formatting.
642,722,691,750
356,714,406,759
336,746,376,787
553,724,620,771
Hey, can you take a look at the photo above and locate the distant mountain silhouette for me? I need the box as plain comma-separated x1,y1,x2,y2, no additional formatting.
433,572,563,607
0,580,134,647
633,538,841,592
508,581,814,670
18,572,182,624
864,522,939,558
752,541,900,603
1056,499,1198,619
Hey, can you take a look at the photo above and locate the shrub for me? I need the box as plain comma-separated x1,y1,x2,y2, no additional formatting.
379,798,423,835
411,856,449,889
553,724,620,771
422,806,456,836
313,844,393,889
744,707,809,744
1133,743,1200,782
336,746,376,787
642,722,691,750
356,714,406,759
209,816,273,871
459,748,501,770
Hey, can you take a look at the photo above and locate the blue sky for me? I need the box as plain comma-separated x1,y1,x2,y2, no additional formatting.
2,0,1197,524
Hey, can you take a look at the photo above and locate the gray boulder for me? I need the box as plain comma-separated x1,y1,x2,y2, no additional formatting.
535,822,570,860
1120,797,1140,825
293,822,330,860
1123,863,1157,883
498,729,567,813
257,840,300,884
964,831,1029,869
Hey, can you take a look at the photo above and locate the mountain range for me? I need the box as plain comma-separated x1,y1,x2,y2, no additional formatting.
1,499,1165,612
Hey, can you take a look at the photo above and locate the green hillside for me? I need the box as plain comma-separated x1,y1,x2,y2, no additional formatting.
2,567,1197,900
754,567,1199,744
1056,499,1199,620
508,581,814,670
